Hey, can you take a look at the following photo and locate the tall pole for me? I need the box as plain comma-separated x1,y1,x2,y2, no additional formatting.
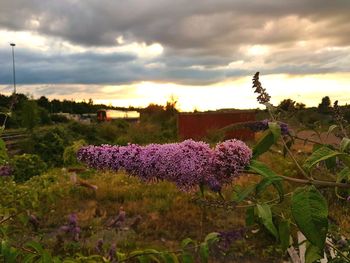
1,43,17,130
10,43,16,94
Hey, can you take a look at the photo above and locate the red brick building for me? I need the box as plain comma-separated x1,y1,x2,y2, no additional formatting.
178,110,256,141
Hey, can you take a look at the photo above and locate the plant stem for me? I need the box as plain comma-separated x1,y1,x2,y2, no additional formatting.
291,135,323,146
326,241,350,262
266,109,312,180
0,210,25,225
243,170,350,189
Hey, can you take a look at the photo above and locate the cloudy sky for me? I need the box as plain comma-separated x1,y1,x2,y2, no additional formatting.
0,0,350,111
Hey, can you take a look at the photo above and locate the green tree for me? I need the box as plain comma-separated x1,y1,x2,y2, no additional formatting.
37,96,50,111
318,96,331,114
278,99,296,112
20,100,40,130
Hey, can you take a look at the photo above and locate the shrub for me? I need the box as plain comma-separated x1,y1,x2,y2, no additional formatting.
97,122,124,142
63,139,87,166
11,154,47,182
51,114,69,123
32,126,72,167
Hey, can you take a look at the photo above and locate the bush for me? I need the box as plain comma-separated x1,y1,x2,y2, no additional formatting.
51,114,69,123
11,154,47,182
63,139,87,166
98,122,128,142
66,122,102,144
32,126,72,167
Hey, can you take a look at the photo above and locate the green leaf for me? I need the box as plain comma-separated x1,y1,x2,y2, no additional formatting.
325,156,337,170
340,138,350,152
25,241,44,254
117,252,127,261
137,255,150,263
23,254,38,263
161,253,179,263
335,168,350,199
232,185,256,202
143,249,161,254
278,220,290,252
256,204,278,239
268,122,281,140
327,124,338,138
181,238,196,249
248,160,284,202
255,177,283,198
181,252,194,263
245,206,255,226
305,243,323,263
252,130,276,158
129,250,144,257
303,146,344,171
291,186,328,250
1,241,19,263
41,251,53,263
337,167,350,183
199,242,209,263
338,154,350,168
204,232,219,245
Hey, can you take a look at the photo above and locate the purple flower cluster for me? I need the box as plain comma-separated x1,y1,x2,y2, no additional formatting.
279,122,289,136
217,228,245,251
213,140,253,185
246,119,269,132
246,120,289,136
95,239,117,262
77,139,252,191
0,165,12,177
60,213,81,241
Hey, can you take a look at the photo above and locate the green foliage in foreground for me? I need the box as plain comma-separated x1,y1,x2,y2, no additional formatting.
0,232,220,263
0,138,9,165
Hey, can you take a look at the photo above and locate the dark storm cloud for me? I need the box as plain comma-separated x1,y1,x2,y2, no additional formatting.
0,0,350,85
1,0,350,49
0,48,139,84
0,47,228,85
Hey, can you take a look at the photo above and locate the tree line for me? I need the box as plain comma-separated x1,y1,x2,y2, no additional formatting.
0,94,134,129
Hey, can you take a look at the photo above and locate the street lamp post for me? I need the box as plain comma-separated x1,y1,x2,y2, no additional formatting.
10,43,16,94
1,43,17,130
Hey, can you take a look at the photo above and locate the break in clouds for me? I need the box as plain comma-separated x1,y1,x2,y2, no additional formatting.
0,0,350,96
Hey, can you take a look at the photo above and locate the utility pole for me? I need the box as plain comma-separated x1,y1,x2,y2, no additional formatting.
1,43,17,130
10,43,16,94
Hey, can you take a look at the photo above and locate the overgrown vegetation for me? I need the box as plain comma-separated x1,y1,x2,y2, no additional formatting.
1,73,350,262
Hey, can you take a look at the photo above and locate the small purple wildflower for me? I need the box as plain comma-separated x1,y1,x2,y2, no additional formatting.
347,196,350,202
108,207,127,228
246,120,289,136
60,213,80,241
107,243,117,262
95,239,104,254
279,122,289,136
218,228,245,251
68,213,78,226
0,165,12,177
245,120,269,132
28,214,39,231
